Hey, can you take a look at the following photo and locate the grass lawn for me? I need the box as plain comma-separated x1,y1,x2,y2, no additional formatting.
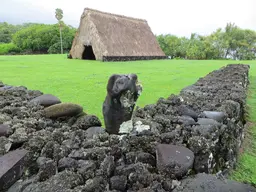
0,54,256,183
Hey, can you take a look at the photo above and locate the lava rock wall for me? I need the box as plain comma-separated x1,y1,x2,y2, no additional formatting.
0,64,254,192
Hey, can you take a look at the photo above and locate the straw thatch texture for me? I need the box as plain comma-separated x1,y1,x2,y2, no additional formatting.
69,8,166,61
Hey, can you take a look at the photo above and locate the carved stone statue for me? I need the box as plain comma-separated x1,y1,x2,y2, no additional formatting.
103,74,142,134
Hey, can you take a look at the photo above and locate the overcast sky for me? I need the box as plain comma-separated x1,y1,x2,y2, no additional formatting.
0,0,255,37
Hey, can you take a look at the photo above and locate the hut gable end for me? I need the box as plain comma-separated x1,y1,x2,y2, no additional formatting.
69,8,166,61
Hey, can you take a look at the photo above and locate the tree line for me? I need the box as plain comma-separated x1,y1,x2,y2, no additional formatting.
0,20,255,60
0,21,76,55
157,23,256,60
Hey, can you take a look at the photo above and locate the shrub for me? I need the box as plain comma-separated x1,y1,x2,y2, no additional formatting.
0,43,21,55
48,42,70,54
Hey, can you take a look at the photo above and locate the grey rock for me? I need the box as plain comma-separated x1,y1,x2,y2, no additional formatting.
100,156,115,177
71,147,110,161
173,173,256,192
44,103,83,118
136,152,156,167
0,85,12,91
30,94,61,107
156,144,194,178
178,115,197,125
110,175,127,191
7,176,37,192
73,115,102,130
202,111,225,122
192,125,219,138
81,176,107,192
0,137,12,155
197,118,220,125
0,149,29,191
0,114,12,124
8,127,29,145
58,157,78,172
0,124,11,137
36,157,57,181
85,126,105,139
23,170,84,192
177,105,198,121
0,81,4,87
220,100,241,119
77,160,96,180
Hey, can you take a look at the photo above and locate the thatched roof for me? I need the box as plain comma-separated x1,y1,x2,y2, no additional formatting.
69,8,166,61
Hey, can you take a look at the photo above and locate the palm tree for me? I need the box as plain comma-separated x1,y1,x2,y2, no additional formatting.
55,8,64,54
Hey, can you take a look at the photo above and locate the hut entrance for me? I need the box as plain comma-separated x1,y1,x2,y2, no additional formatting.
82,45,96,60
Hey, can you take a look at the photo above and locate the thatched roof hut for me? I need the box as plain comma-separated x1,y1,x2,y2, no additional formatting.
69,8,166,61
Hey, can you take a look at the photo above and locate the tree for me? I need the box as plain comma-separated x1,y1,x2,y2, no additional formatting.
12,23,76,53
55,8,64,54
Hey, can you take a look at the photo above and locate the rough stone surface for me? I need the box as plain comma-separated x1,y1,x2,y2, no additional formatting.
0,149,29,191
73,115,102,130
156,144,194,178
30,94,61,107
36,157,57,181
58,157,78,171
110,175,127,191
0,64,254,191
23,170,83,192
7,176,37,192
44,103,83,118
85,126,105,138
173,173,256,192
0,124,11,137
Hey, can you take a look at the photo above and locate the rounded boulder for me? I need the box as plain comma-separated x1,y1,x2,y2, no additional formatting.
30,94,61,107
44,103,83,118
156,144,194,179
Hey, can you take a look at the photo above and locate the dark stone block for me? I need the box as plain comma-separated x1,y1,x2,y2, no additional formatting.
197,118,220,126
202,111,225,122
173,173,256,192
0,149,29,191
177,105,198,121
178,116,197,125
102,56,167,62
156,144,194,178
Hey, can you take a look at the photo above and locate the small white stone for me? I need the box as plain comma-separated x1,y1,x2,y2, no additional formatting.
119,120,133,134
134,121,150,133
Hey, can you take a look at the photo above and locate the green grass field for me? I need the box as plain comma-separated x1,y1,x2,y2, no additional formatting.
0,54,256,183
